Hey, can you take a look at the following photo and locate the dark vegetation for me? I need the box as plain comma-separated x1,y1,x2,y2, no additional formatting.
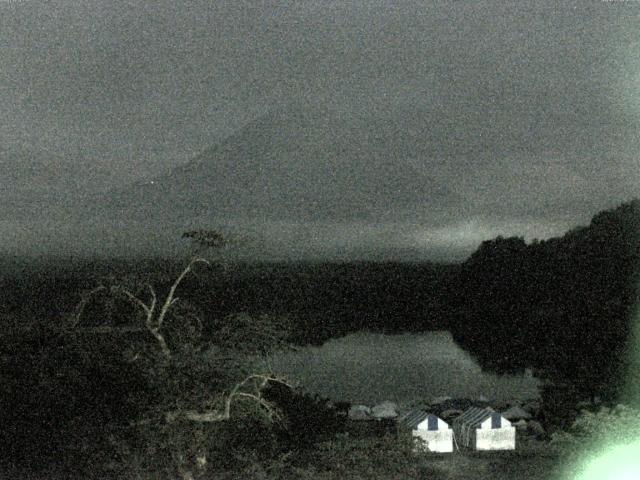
0,199,638,478
447,200,640,412
0,257,457,344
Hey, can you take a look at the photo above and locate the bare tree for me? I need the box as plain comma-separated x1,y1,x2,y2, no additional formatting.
69,230,244,357
125,257,210,357
68,231,295,479
69,230,291,418
165,373,291,423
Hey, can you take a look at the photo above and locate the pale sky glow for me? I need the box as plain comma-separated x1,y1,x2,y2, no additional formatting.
402,218,574,258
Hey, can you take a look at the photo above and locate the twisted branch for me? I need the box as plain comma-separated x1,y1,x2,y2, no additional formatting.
157,257,209,331
165,374,291,424
68,285,106,330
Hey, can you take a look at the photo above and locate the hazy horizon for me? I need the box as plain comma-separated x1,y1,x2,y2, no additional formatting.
2,1,639,261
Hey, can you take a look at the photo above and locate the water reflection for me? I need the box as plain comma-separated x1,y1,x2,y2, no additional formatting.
271,331,540,404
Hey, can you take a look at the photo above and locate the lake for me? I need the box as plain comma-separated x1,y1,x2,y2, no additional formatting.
270,331,540,405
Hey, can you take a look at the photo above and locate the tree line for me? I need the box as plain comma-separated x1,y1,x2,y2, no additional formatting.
446,199,640,404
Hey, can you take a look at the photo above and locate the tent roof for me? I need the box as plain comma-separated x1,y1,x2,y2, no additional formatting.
348,405,371,420
453,406,505,428
399,410,449,430
502,405,532,420
431,396,452,404
371,402,398,419
374,400,398,409
400,410,430,429
350,405,370,411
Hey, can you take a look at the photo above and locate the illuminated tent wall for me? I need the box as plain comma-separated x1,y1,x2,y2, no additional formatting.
399,410,453,452
453,406,515,450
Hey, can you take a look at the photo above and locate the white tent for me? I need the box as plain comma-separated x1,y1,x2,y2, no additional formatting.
348,405,372,420
371,401,398,419
453,407,515,450
399,410,453,453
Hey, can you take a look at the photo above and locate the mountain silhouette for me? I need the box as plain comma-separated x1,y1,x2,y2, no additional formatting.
98,103,462,223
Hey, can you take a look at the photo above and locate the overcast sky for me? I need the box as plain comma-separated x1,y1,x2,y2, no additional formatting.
1,0,639,260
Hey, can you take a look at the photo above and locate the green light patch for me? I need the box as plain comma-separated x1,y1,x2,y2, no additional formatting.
576,440,640,480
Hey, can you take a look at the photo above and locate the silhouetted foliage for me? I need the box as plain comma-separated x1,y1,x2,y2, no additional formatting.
263,383,347,448
448,199,640,405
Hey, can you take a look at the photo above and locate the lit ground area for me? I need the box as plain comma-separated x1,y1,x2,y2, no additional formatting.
414,440,563,480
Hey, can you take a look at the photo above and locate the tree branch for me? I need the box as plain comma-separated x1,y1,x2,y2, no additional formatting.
75,326,145,334
156,257,209,329
113,284,172,357
146,283,157,317
148,327,172,358
69,285,106,329
117,288,152,318
165,410,228,423
233,392,279,419
164,373,290,424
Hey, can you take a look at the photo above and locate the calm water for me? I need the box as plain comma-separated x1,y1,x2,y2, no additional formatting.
270,331,540,405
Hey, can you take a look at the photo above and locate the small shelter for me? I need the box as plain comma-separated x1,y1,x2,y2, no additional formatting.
371,401,398,419
453,407,515,450
501,405,532,422
399,410,453,453
522,399,541,416
440,409,463,422
348,405,372,421
513,419,528,431
432,398,473,416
